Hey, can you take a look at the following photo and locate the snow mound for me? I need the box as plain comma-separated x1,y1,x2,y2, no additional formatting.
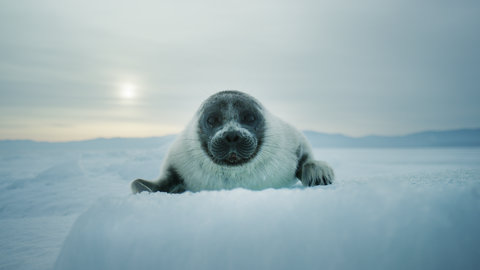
55,184,480,270
2,145,479,270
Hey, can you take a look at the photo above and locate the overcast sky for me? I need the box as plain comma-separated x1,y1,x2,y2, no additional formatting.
1,0,479,141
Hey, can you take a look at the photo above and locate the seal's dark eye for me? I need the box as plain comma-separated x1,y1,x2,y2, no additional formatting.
207,116,220,126
242,113,256,124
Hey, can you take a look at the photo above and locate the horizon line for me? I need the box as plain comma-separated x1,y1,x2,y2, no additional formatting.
1,127,479,144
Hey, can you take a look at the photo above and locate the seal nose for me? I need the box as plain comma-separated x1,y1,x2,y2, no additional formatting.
224,131,240,144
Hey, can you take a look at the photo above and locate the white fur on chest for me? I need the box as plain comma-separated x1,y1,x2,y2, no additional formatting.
163,111,302,191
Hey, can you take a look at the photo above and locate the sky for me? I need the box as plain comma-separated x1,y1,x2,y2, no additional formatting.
0,0,479,142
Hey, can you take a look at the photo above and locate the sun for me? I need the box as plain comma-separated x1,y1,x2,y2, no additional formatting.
120,83,136,99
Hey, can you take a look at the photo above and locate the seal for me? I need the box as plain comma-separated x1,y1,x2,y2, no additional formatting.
131,90,334,193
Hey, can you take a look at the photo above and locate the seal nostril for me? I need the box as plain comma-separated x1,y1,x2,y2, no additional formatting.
225,131,240,143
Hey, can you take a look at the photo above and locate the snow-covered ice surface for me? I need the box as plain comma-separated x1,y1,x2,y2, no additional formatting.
1,142,480,270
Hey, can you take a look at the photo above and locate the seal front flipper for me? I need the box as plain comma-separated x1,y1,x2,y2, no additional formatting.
156,167,186,193
131,179,159,193
131,167,186,194
299,160,335,186
295,148,334,186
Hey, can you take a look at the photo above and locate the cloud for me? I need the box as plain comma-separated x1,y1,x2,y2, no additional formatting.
1,0,479,140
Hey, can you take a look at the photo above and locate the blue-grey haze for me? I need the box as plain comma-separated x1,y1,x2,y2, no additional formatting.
1,0,479,141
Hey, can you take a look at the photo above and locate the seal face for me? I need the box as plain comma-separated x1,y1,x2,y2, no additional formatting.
197,91,265,166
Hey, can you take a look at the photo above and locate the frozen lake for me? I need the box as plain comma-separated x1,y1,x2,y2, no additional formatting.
1,144,479,270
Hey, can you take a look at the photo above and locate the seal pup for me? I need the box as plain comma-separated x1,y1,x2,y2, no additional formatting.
131,90,334,193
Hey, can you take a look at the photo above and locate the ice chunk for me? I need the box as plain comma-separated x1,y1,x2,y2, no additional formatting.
55,184,480,270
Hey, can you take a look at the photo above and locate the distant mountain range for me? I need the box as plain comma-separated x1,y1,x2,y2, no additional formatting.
0,136,177,151
304,128,480,148
1,128,479,151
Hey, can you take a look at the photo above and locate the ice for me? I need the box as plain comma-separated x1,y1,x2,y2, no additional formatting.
1,140,480,270
55,185,479,270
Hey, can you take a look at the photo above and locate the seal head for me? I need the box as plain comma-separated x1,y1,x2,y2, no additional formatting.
197,91,266,166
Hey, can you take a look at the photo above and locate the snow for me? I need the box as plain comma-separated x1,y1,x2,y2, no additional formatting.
1,141,480,270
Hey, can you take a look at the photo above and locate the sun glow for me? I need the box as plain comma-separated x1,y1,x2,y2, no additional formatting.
120,83,137,99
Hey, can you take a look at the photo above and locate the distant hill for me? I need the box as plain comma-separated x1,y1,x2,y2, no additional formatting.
0,135,176,151
304,128,480,148
1,128,479,151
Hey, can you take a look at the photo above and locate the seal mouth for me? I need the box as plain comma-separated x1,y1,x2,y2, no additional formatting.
208,150,250,166
226,152,240,164
207,128,259,166
208,140,257,166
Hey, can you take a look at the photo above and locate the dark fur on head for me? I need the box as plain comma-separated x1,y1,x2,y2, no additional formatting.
197,91,266,166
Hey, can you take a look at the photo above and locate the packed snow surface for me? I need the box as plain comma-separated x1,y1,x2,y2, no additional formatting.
1,140,479,270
